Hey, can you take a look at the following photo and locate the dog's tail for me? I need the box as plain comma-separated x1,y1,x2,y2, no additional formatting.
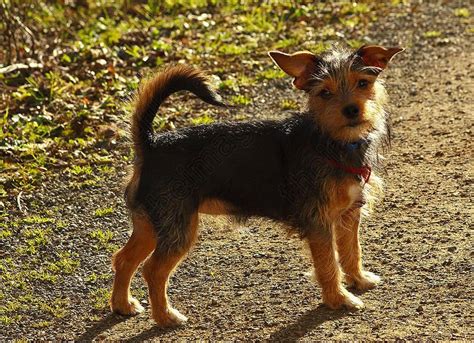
131,65,226,160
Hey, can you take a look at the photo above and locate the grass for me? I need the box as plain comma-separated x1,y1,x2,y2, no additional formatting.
94,207,114,217
280,99,299,110
89,288,111,310
231,95,252,106
0,209,82,326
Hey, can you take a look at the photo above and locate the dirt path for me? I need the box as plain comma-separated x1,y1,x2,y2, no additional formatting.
2,3,473,341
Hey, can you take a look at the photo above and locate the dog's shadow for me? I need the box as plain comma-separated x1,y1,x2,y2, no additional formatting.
77,305,348,341
75,313,127,342
267,305,348,342
125,305,346,342
75,312,180,342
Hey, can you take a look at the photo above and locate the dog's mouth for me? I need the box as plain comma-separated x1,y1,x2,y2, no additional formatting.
346,120,368,128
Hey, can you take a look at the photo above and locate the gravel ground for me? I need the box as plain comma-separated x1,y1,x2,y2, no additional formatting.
2,2,473,341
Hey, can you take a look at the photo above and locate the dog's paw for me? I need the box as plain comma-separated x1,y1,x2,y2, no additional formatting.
346,271,381,291
323,288,364,310
153,307,188,327
111,297,144,316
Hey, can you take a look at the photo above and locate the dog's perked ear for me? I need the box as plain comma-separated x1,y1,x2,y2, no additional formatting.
268,50,318,90
356,45,404,69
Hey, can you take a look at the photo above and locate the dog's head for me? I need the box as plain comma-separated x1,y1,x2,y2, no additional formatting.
269,45,403,142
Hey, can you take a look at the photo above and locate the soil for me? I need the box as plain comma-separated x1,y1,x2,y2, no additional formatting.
2,2,473,341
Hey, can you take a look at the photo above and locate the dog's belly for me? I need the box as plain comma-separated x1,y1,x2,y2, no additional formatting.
199,198,234,215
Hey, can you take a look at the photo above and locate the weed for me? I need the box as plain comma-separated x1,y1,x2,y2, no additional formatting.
257,69,285,81
32,321,52,328
0,229,12,239
191,114,215,125
0,315,22,326
94,207,114,217
89,228,114,249
280,99,299,110
454,8,470,18
23,216,54,225
424,31,442,38
68,165,93,176
39,298,69,318
47,252,80,274
90,288,111,310
230,95,252,106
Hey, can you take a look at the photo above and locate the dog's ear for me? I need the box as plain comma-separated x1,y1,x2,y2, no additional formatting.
268,51,317,90
357,45,404,69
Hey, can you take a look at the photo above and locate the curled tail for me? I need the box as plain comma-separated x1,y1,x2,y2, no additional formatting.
131,65,226,160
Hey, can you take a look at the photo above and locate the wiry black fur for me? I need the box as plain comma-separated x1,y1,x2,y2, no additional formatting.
129,65,389,253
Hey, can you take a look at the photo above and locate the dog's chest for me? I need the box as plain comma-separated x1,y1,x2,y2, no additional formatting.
326,177,365,219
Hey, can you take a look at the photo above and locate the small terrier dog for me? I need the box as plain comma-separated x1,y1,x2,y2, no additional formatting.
110,44,403,326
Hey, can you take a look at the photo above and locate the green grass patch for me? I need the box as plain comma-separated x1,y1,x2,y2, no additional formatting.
94,207,114,217
454,8,470,18
191,114,215,125
424,31,442,38
47,252,80,274
257,68,286,81
90,288,111,310
280,99,299,110
89,228,115,251
32,320,52,328
23,215,54,225
39,298,69,318
230,95,252,106
0,229,12,239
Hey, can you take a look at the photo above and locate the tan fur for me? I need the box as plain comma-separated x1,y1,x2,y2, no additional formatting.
110,212,157,315
198,198,234,215
309,175,382,308
131,66,207,161
142,212,199,326
268,51,317,90
123,164,142,209
307,230,363,309
309,71,387,142
335,208,381,291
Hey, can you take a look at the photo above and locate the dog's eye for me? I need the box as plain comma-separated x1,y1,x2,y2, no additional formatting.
319,89,332,99
358,79,369,88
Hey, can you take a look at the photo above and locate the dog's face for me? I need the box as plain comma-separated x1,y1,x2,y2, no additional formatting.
269,45,403,142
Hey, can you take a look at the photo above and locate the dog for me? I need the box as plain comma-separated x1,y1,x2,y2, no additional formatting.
109,44,403,326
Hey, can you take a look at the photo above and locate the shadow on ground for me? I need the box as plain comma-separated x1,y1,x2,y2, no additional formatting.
267,305,347,341
75,312,181,342
75,313,129,342
78,304,348,341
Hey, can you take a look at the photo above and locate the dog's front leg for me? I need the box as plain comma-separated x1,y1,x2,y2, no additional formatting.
307,228,364,310
335,209,381,290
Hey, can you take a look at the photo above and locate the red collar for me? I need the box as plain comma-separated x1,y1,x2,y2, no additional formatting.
326,159,372,184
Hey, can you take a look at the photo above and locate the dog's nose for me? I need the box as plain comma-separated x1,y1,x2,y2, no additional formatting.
343,104,360,119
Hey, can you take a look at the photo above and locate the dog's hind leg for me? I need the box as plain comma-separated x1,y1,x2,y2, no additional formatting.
142,212,199,327
335,209,381,291
110,212,157,315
